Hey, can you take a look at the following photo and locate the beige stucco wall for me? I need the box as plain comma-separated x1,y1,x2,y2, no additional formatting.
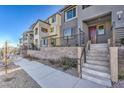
48,14,61,46
22,31,33,46
27,47,83,60
33,21,50,48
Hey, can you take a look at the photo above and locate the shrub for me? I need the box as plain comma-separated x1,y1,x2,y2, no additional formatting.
121,38,124,45
49,59,58,65
119,71,124,80
60,57,77,71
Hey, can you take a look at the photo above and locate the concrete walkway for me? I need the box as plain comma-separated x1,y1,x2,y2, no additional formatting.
15,58,105,88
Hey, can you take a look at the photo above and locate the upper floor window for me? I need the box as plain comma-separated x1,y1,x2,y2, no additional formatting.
41,27,48,33
66,8,76,21
51,16,56,23
50,27,54,33
35,28,38,35
82,5,90,9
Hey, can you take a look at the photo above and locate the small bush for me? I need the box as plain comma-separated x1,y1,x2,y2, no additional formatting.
121,38,124,45
60,57,77,70
119,71,124,80
49,59,58,65
48,57,77,71
25,55,39,61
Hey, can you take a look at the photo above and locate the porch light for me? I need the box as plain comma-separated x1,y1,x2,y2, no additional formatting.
117,11,123,20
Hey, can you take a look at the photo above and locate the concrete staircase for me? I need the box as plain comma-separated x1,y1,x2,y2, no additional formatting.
82,43,112,87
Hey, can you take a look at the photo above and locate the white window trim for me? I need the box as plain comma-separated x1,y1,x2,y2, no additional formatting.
65,6,77,22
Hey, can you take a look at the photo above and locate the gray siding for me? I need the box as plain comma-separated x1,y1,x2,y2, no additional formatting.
77,5,124,45
115,27,124,46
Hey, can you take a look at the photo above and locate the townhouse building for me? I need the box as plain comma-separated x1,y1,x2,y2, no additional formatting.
21,5,124,47
22,30,34,49
60,5,79,46
60,5,124,86
45,13,61,46
32,19,50,49
20,5,124,87
60,5,124,46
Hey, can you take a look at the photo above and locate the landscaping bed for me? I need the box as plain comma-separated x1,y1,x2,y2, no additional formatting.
0,62,41,88
25,55,78,77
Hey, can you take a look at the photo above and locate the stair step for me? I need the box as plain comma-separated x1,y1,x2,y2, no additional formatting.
89,49,108,51
91,43,108,47
91,43,107,45
83,63,109,72
86,60,109,66
82,72,112,87
90,46,107,48
87,51,108,56
88,50,108,54
86,56,109,61
82,67,110,79
90,47,108,50
87,53,108,57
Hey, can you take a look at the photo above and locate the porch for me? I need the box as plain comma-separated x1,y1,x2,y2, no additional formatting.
82,13,112,44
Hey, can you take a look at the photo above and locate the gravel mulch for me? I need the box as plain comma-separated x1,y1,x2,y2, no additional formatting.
0,62,41,88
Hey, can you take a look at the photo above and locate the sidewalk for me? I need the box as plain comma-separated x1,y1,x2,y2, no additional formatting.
15,58,105,88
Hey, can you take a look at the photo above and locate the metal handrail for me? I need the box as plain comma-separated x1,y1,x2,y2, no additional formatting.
79,40,91,78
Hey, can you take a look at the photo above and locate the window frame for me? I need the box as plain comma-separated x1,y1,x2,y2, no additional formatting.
41,27,48,33
97,24,105,35
51,16,56,23
63,27,74,39
82,5,91,10
50,27,54,33
65,7,77,22
35,28,38,35
41,38,48,46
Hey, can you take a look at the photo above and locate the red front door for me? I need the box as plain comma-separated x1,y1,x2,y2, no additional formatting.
89,26,97,44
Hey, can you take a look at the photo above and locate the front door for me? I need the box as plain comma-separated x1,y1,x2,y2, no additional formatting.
51,38,56,46
89,26,97,44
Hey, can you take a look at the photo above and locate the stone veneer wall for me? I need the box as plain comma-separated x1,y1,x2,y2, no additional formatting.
27,47,83,60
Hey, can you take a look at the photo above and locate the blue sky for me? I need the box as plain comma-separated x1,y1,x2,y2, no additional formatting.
0,5,64,47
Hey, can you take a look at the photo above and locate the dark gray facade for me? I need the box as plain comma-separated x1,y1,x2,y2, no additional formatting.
60,5,124,46
77,5,124,46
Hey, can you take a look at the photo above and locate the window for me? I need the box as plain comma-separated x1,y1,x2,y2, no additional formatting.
51,38,56,46
42,39,48,46
63,28,74,39
50,27,54,33
35,28,38,35
35,39,38,45
82,5,90,9
97,25,105,35
41,27,48,33
51,16,56,23
66,8,76,20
